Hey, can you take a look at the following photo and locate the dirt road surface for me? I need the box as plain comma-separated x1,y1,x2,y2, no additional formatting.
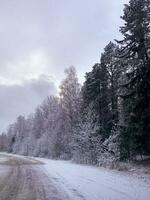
0,154,70,200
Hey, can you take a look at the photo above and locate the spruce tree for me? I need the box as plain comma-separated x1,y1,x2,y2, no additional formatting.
117,0,150,159
102,42,122,124
82,62,111,140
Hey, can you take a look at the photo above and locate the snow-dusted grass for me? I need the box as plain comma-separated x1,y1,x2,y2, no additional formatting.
0,153,9,163
38,158,150,200
0,152,43,165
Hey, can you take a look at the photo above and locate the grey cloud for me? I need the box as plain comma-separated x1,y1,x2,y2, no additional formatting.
0,75,56,133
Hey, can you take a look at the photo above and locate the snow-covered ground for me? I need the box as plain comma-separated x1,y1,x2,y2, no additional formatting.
0,153,150,200
37,158,150,200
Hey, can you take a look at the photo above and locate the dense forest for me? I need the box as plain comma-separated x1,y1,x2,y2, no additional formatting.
0,0,150,166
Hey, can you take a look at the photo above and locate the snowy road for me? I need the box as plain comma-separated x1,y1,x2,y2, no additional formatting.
37,158,150,200
0,154,150,200
0,154,70,200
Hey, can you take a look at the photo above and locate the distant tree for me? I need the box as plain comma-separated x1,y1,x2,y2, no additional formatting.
72,104,101,164
102,42,122,124
82,62,111,140
59,66,81,157
0,133,8,151
32,107,44,139
40,96,66,158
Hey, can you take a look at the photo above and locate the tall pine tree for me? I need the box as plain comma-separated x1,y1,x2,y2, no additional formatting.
117,0,150,159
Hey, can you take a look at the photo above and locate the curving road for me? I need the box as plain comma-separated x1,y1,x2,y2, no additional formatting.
0,153,150,200
0,154,70,200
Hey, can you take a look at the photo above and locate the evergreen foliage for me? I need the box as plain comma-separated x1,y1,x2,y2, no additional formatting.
117,0,150,159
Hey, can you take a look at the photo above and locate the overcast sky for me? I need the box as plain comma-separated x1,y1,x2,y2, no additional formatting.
0,0,128,133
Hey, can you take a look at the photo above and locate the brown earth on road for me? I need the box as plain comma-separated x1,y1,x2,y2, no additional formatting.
0,154,70,200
